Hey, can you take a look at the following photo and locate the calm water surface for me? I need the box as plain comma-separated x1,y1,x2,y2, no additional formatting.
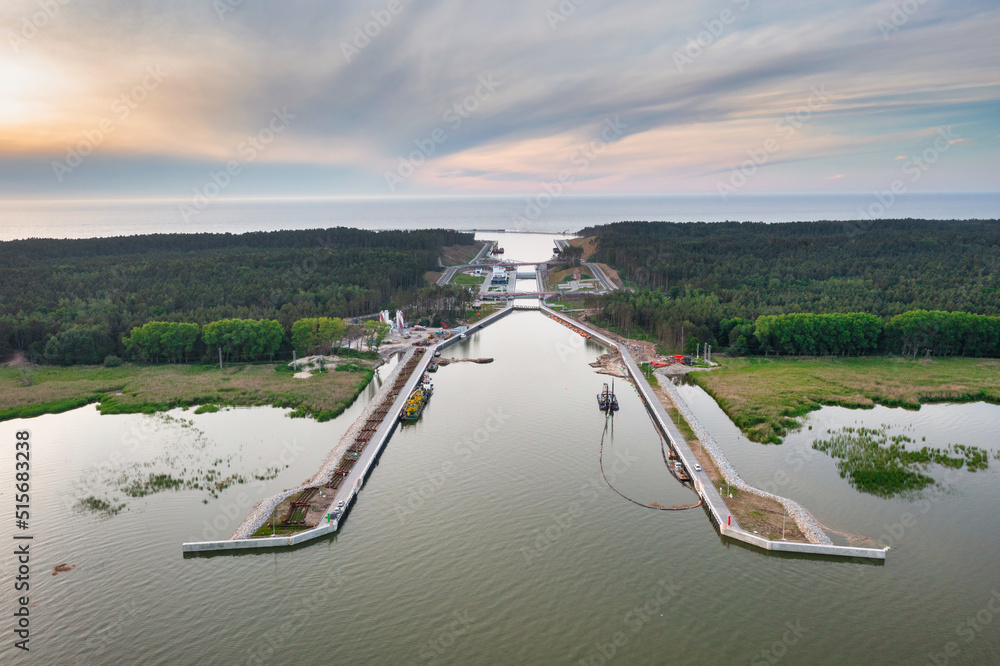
3,313,999,664
1,193,998,241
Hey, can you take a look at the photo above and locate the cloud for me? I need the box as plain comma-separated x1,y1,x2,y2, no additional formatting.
0,0,998,197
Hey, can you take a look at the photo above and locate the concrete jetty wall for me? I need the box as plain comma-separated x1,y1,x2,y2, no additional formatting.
538,304,886,561
183,305,514,554
660,380,830,543
227,348,419,542
185,303,884,560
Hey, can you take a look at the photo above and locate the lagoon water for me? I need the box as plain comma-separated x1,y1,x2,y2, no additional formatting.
2,310,999,664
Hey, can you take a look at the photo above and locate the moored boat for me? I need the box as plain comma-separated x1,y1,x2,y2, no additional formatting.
596,381,619,412
401,385,431,421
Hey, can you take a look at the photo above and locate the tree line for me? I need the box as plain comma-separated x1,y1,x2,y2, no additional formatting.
883,310,1000,357
599,289,1000,358
91,316,396,367
0,227,474,362
122,321,199,363
584,219,1000,354
202,319,284,363
291,317,391,356
753,313,883,355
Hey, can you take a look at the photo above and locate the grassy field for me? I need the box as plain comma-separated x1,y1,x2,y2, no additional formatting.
692,356,1000,444
567,236,598,260
439,242,485,266
452,272,485,286
0,361,376,422
639,362,660,387
546,267,592,289
465,306,502,323
546,267,574,289
546,301,581,311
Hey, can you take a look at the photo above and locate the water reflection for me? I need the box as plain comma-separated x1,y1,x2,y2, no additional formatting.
2,315,999,664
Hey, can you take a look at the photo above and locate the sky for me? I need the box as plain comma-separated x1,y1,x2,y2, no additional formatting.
0,0,997,201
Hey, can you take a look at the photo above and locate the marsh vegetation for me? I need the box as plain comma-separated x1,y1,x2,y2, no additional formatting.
813,425,991,497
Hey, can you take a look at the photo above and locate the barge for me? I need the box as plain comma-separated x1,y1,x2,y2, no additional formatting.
401,377,434,422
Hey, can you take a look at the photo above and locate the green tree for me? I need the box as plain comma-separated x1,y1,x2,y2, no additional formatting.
123,322,199,363
363,320,391,351
43,326,113,365
884,310,1000,357
560,244,584,267
291,317,347,355
202,319,284,362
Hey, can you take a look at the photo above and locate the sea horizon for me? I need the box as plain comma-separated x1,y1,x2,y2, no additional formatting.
0,192,997,241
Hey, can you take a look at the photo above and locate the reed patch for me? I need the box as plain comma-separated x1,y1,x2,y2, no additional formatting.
813,425,989,498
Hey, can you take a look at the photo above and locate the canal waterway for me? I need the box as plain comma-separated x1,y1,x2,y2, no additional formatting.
3,232,999,664
4,311,1000,664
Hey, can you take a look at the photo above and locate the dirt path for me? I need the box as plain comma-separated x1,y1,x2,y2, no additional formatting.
649,381,810,542
4,351,27,367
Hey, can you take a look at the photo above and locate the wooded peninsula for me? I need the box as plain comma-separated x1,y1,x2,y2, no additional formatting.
582,219,1000,357
0,227,475,364
575,219,1000,442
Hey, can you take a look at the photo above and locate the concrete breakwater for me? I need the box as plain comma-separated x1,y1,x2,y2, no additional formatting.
659,380,833,545
183,306,514,552
230,348,417,540
537,304,885,560
187,305,884,558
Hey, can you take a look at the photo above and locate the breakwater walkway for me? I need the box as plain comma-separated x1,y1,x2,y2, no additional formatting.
658,380,830,543
182,305,515,553
538,304,886,561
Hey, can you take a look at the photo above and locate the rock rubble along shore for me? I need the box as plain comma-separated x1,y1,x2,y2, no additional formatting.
435,357,493,365
591,352,627,378
660,379,832,545
231,349,417,540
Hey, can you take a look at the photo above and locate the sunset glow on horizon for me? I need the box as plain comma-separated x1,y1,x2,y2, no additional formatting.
1,0,997,200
